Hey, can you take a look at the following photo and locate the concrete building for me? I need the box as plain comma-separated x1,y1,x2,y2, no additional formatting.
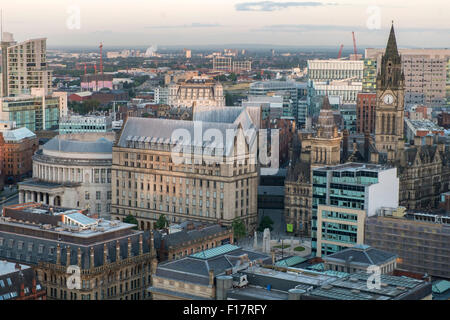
168,77,225,108
365,207,450,279
212,56,232,72
18,133,114,219
232,60,252,73
307,60,364,82
59,115,113,135
311,163,399,257
0,202,155,300
111,106,260,231
0,260,46,300
366,48,450,108
0,121,38,184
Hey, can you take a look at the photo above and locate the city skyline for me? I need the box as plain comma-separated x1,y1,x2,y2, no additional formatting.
1,0,450,48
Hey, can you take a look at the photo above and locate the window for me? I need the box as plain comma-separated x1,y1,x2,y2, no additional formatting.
96,191,101,200
85,192,90,200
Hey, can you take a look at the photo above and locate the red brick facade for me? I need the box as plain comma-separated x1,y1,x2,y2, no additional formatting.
357,93,377,134
0,133,38,184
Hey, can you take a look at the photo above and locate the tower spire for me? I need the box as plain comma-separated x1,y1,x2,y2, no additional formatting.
385,22,400,61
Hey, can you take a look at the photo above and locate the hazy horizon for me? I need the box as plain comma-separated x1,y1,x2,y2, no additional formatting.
1,0,449,48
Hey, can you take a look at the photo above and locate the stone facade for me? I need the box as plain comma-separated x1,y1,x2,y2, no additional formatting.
111,114,259,232
18,133,114,218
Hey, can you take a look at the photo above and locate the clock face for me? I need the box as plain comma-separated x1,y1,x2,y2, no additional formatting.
383,94,394,105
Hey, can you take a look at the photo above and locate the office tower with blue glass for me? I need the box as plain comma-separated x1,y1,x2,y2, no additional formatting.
311,163,399,257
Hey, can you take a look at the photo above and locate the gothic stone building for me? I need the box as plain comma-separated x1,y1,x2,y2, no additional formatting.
0,203,155,300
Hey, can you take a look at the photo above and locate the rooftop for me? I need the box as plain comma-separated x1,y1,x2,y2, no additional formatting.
0,261,30,276
323,245,398,267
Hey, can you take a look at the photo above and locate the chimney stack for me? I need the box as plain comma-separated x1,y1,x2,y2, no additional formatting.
414,136,422,147
77,247,82,268
103,243,108,264
66,246,71,266
127,237,132,258
32,278,37,295
150,231,155,253
209,269,215,286
90,247,95,269
15,263,21,271
56,244,61,265
425,135,433,146
116,241,121,262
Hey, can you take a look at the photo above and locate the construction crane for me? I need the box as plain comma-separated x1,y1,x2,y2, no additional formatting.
337,44,344,59
352,31,358,60
99,42,104,75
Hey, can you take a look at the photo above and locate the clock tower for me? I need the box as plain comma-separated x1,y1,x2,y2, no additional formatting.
375,23,405,158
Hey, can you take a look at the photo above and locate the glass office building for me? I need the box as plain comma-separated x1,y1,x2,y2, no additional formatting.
311,163,399,257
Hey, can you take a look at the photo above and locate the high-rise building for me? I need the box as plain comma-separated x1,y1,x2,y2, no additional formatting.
311,163,399,257
366,48,450,108
0,34,67,132
362,59,377,93
1,34,52,97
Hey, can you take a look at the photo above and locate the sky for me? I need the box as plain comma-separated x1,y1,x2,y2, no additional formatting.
1,0,450,49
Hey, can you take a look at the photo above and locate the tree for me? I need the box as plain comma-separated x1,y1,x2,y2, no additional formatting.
155,214,169,230
123,214,138,230
232,218,247,240
257,216,274,232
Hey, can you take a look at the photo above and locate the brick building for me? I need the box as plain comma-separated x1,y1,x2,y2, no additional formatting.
0,260,46,300
356,93,377,134
0,121,38,184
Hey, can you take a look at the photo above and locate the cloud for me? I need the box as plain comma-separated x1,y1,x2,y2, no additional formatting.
254,24,367,32
253,24,450,34
235,1,335,12
146,23,222,29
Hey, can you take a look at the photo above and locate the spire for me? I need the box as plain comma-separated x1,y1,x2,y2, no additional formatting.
385,22,400,61
322,95,331,110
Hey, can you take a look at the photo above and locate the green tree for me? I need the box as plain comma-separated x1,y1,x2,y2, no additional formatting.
257,216,274,232
232,218,247,240
225,92,234,106
155,214,169,230
123,214,138,230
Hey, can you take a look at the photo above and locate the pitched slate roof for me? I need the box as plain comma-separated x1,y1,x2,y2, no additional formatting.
154,246,271,286
323,245,397,266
